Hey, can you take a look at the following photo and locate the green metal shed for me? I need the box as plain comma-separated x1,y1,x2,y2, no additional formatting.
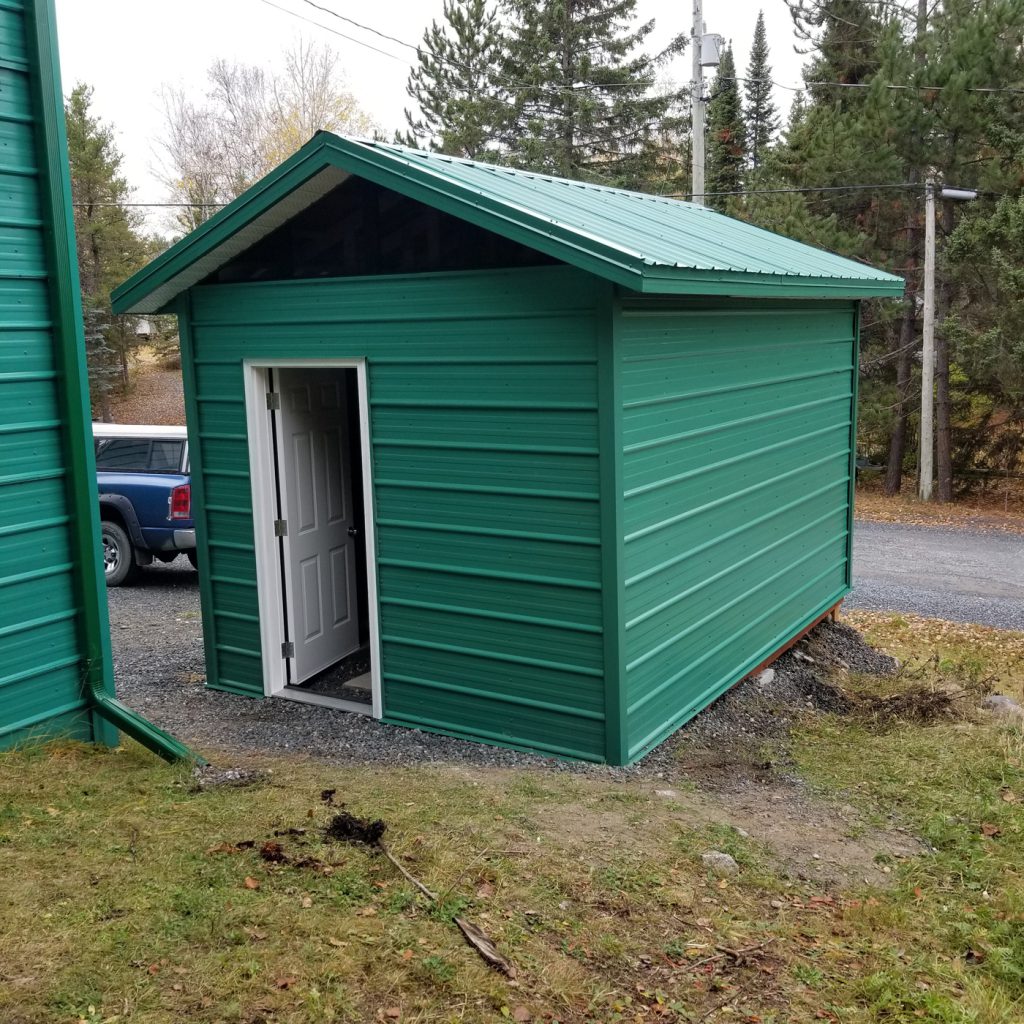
112,134,903,765
0,0,195,761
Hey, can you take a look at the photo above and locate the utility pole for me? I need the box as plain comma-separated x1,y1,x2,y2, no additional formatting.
918,183,976,501
691,0,705,205
919,177,935,501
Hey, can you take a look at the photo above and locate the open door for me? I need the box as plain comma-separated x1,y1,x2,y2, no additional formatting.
245,360,381,717
275,367,362,683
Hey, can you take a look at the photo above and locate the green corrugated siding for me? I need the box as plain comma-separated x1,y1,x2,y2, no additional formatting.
619,299,857,761
0,0,96,749
184,265,608,761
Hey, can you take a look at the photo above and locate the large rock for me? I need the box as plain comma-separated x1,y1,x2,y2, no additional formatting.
701,850,739,876
982,694,1024,721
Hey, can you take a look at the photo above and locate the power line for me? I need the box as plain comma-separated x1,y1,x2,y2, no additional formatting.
73,202,227,209
255,0,409,64
259,0,1024,99
258,0,672,95
292,0,418,53
726,75,1024,96
666,181,922,199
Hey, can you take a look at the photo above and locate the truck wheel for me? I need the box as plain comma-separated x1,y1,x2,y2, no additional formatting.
186,550,199,571
101,521,139,587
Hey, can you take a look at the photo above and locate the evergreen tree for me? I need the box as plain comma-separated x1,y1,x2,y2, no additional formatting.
498,0,678,188
743,11,779,171
401,0,507,158
705,46,745,210
66,84,150,420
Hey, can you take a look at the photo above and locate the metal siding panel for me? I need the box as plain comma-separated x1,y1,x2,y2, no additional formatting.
620,300,858,761
186,266,607,757
0,2,106,749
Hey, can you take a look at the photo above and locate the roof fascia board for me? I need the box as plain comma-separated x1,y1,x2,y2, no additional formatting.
635,268,905,299
112,138,336,314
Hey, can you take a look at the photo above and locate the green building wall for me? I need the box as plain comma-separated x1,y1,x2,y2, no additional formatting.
181,266,612,761
180,262,860,765
0,0,117,751
617,298,858,761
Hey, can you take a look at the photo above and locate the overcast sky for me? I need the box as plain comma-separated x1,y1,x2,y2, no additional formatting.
54,0,807,230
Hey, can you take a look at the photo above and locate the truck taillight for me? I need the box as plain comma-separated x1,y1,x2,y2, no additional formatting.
170,483,191,519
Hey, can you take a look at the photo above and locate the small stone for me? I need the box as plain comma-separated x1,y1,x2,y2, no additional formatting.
770,899,785,909
734,826,749,838
755,668,775,688
982,694,1024,720
811,853,821,860
701,851,739,877
655,789,681,799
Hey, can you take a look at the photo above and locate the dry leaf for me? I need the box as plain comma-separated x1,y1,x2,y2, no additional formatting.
476,881,495,899
1000,788,1017,803
147,963,160,975
45,807,60,816
328,937,346,948
512,1008,531,1022
275,976,297,990
301,896,313,909
356,906,378,917
401,948,414,961
244,876,261,890
244,927,268,941
982,822,1003,837
455,916,517,979
207,842,240,855
385,1008,401,1020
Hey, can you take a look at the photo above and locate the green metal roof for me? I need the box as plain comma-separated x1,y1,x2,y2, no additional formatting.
113,133,904,314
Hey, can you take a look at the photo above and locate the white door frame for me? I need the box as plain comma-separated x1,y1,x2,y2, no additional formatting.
243,357,382,719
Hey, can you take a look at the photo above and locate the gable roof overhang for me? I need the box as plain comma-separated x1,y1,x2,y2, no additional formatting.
112,134,905,315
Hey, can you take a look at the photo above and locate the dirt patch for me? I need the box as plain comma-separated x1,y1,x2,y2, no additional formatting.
108,361,185,426
324,811,387,846
855,482,1024,535
532,784,924,892
568,618,926,888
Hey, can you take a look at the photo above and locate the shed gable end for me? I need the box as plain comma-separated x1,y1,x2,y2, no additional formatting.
205,175,561,285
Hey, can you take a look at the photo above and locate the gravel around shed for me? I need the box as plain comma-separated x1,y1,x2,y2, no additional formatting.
110,562,894,778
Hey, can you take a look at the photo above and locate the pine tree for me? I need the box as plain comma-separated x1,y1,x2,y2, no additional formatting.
705,46,745,210
744,12,779,171
401,0,507,158
498,0,677,188
66,84,149,420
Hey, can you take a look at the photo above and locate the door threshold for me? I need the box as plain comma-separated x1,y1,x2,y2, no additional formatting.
279,686,373,716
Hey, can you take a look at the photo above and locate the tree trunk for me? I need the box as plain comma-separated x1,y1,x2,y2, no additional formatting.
884,301,915,495
935,199,954,501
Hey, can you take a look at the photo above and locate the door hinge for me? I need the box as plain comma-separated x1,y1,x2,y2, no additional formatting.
265,391,281,410
281,641,294,659
274,519,288,537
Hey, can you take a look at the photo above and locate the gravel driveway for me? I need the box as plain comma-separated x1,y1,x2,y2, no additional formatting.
109,519,1019,767
848,520,1024,630
107,560,880,771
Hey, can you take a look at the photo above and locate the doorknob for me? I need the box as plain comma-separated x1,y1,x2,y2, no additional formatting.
348,527,359,537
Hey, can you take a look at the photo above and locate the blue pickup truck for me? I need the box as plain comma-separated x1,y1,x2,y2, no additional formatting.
93,424,197,586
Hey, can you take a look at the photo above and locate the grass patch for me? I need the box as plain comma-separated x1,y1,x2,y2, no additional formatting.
3,614,1024,1022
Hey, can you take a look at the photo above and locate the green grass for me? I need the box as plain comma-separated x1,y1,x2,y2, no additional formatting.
2,614,1023,1022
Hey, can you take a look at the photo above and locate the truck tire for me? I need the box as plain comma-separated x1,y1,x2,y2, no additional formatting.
101,521,139,587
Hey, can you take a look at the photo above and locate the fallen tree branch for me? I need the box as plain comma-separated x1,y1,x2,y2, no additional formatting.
378,841,438,902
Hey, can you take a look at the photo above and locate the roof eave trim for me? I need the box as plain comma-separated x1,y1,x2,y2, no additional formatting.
635,269,905,299
112,137,336,314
